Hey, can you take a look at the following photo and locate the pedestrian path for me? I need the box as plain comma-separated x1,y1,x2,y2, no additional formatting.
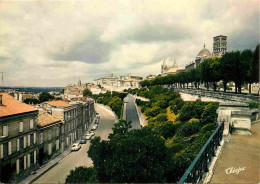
22,149,71,184
210,122,260,183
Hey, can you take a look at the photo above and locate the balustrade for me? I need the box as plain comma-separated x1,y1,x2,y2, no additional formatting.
178,121,224,184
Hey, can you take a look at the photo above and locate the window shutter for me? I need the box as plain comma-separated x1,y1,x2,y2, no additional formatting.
23,136,26,148
56,140,59,150
17,139,20,152
34,151,37,164
16,159,20,174
34,133,36,144
30,119,34,129
3,126,8,136
0,144,3,158
27,135,30,146
19,122,23,132
27,154,30,168
24,155,27,170
8,141,12,155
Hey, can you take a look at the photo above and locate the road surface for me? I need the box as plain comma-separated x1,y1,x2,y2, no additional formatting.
124,94,141,129
34,104,116,183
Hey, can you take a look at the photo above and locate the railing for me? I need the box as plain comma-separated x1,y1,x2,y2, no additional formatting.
178,121,224,184
175,88,258,103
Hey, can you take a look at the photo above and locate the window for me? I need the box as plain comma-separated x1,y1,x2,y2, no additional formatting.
40,133,43,144
3,126,8,136
61,126,64,134
30,134,34,145
19,157,24,172
30,119,34,129
20,137,24,150
30,152,34,166
19,122,23,132
17,139,20,152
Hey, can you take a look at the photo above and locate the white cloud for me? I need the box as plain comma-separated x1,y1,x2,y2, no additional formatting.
0,0,258,87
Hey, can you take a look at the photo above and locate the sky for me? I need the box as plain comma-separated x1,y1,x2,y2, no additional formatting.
0,0,258,87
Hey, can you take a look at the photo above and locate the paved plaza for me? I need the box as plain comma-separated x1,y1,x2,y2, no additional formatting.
211,122,260,183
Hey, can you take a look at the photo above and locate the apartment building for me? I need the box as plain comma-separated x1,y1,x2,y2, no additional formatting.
0,93,38,183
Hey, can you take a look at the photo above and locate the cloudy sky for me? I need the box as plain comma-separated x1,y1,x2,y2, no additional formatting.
0,0,258,87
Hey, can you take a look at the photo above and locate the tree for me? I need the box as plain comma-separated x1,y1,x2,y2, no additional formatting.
108,120,132,139
39,92,54,103
200,103,219,126
65,167,98,183
83,88,93,97
252,45,259,94
24,98,40,104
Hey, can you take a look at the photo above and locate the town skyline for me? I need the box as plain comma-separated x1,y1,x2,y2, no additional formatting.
0,0,258,87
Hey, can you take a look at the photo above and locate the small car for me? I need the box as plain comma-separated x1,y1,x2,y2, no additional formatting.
92,125,97,130
85,133,92,140
89,131,95,137
71,143,81,151
80,137,87,144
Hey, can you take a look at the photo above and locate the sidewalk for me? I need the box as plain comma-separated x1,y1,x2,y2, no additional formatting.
21,116,97,184
22,149,71,184
210,122,260,183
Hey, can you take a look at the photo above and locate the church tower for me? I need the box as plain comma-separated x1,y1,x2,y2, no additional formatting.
78,78,82,86
161,59,168,74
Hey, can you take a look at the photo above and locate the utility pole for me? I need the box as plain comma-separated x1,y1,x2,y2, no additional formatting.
0,72,4,86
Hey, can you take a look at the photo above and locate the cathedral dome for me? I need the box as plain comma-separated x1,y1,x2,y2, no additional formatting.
197,44,211,58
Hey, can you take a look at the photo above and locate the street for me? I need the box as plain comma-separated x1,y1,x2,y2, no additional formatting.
124,94,141,129
34,104,116,183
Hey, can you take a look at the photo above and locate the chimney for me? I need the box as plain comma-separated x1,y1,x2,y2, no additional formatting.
0,94,2,106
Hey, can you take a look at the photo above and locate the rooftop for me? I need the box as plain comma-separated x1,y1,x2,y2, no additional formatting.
0,93,37,117
38,112,61,126
45,100,71,107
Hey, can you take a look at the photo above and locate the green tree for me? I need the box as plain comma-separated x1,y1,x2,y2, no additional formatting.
108,120,132,139
83,88,93,97
39,92,54,103
24,98,40,104
65,167,98,183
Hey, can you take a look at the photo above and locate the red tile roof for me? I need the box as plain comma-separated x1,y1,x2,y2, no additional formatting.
46,100,71,107
0,93,37,117
38,112,61,127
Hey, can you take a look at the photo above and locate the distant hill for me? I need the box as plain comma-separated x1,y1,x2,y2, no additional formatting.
0,86,64,93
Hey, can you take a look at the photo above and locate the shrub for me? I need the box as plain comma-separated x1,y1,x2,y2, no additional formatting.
169,97,184,114
176,121,200,137
65,167,98,183
177,101,206,122
200,103,219,126
248,102,259,109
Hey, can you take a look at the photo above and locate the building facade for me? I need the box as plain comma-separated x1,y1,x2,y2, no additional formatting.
0,95,95,183
64,79,86,101
0,94,38,183
94,73,143,92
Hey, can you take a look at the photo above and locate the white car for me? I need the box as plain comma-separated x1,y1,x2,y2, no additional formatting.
89,131,95,137
92,125,97,130
85,133,92,140
71,143,81,151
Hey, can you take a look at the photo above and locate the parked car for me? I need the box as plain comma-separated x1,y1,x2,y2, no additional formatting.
80,137,87,144
89,131,95,137
71,143,81,151
92,125,97,130
85,133,92,140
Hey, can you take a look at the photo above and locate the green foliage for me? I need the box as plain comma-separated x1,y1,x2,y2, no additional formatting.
200,103,219,125
108,120,132,139
83,88,93,97
149,121,176,139
88,127,167,183
177,101,207,122
200,123,216,134
169,97,184,114
176,121,200,137
23,98,40,104
145,106,161,117
39,92,54,103
248,102,259,109
65,167,98,183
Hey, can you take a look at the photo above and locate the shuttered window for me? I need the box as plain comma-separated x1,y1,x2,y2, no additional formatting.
19,122,23,132
3,126,8,136
30,119,34,129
